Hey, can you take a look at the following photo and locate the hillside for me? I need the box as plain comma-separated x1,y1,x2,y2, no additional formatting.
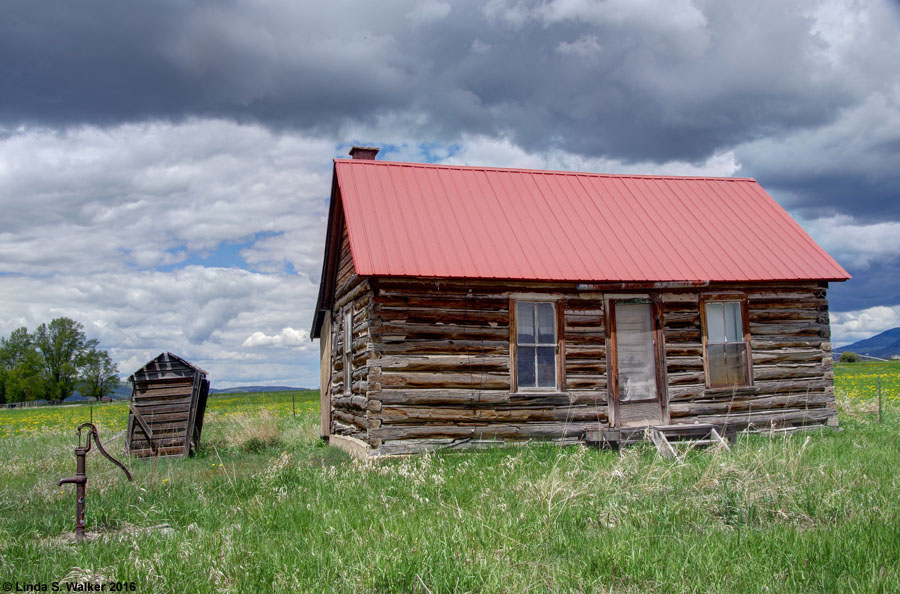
834,327,900,359
210,385,305,394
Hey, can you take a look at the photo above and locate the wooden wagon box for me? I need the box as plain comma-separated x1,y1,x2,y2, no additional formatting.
126,352,210,458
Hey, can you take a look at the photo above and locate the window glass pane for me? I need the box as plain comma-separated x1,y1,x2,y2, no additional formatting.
536,346,556,388
706,343,728,387
537,302,555,344
724,342,748,385
705,302,725,343
517,346,536,388
517,302,535,344
724,302,742,343
614,303,657,401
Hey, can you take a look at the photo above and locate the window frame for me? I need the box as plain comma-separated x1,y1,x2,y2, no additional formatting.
343,307,353,396
510,298,565,393
699,295,753,389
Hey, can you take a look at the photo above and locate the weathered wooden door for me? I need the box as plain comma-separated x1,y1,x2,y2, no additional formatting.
609,300,665,427
319,315,332,438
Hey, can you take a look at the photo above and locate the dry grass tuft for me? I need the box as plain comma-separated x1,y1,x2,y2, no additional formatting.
223,408,282,452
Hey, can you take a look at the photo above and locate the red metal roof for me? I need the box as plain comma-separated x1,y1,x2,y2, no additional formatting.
333,159,850,283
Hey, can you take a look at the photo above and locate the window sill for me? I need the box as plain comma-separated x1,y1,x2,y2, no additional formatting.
509,391,569,398
703,385,757,395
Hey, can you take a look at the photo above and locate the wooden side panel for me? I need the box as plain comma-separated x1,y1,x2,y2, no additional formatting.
365,279,610,455
127,354,210,458
128,376,196,456
327,224,374,441
325,275,837,456
663,283,837,430
319,315,332,437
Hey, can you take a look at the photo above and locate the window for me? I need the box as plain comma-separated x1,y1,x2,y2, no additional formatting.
514,301,558,390
702,300,751,388
343,309,353,396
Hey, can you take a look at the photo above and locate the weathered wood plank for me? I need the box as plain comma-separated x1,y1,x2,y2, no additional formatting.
376,308,509,326
669,392,832,416
565,375,607,390
668,379,832,401
370,421,595,441
749,321,826,336
332,408,368,429
752,363,831,382
565,361,606,374
674,407,834,428
564,344,606,357
374,340,509,355
371,323,509,341
377,389,510,405
378,371,510,390
751,348,828,365
371,354,509,373
379,405,608,424
665,371,706,385
132,397,193,409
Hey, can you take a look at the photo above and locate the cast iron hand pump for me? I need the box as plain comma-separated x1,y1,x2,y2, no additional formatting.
58,422,133,541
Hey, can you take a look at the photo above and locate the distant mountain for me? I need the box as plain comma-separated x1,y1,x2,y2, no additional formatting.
210,385,308,394
834,327,900,360
63,384,132,403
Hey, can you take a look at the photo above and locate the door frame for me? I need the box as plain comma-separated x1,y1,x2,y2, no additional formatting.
606,295,669,427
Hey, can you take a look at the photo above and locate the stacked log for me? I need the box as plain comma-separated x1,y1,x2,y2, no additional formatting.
324,227,837,455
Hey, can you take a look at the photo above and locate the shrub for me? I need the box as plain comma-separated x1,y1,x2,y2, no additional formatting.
840,351,860,362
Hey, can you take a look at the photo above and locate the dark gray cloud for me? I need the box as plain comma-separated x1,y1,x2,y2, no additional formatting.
0,0,875,163
2,0,899,376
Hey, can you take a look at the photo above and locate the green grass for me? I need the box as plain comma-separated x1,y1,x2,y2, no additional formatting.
1,374,899,592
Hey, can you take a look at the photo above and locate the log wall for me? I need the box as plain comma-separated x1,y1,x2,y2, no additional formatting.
663,283,836,429
327,223,374,440
324,268,837,455
362,280,615,455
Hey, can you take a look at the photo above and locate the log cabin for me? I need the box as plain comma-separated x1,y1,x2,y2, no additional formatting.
310,146,850,457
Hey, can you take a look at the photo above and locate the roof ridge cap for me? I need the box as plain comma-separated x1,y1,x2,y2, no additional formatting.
334,158,756,182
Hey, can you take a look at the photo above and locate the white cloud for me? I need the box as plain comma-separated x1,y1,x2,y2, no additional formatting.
831,305,900,346
407,0,452,25
557,35,603,58
539,0,708,34
793,214,900,270
737,86,900,195
0,119,334,277
470,39,492,54
243,327,311,348
440,134,739,177
0,120,338,387
0,266,321,387
482,0,532,28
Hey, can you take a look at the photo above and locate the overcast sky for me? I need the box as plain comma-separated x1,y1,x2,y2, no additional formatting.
2,0,899,387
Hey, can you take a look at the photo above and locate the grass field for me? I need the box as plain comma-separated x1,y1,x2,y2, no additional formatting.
1,363,899,593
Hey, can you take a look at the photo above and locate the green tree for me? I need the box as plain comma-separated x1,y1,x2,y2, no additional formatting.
0,327,44,403
839,351,860,363
79,348,120,401
34,317,93,401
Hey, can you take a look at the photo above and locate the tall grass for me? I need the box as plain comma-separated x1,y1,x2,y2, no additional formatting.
1,383,898,592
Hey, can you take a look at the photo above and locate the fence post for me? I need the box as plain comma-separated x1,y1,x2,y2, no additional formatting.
877,375,882,423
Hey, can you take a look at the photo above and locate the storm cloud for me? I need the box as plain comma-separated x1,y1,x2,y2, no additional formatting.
2,0,880,161
1,0,899,384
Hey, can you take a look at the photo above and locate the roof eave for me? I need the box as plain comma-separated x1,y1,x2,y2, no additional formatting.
310,166,343,339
